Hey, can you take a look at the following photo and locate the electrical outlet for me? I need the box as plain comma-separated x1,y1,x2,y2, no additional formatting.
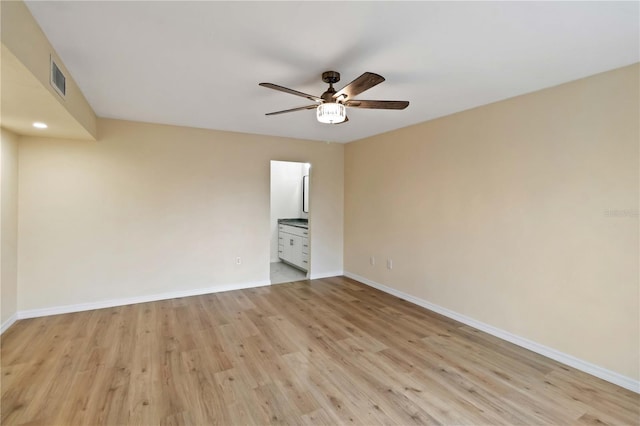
387,259,393,270
236,257,241,265
370,256,375,266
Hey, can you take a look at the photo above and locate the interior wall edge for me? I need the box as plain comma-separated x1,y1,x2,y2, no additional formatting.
1,127,20,330
0,313,17,335
344,271,640,395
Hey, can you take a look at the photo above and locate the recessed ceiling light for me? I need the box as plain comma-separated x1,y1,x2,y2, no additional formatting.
32,122,48,129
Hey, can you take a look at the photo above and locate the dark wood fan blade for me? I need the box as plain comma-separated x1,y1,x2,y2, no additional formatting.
333,72,385,100
265,105,318,116
259,83,322,102
345,100,409,110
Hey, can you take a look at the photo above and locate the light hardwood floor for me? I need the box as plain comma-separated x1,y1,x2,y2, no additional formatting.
2,276,638,425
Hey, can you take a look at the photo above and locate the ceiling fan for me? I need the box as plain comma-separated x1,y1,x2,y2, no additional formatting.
259,71,409,124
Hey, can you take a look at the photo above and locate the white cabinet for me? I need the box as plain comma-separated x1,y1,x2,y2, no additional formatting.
283,234,303,267
278,224,309,271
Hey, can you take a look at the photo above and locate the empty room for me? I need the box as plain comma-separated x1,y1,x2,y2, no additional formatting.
1,1,638,424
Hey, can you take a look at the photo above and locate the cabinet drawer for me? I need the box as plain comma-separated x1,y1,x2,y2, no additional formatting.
279,224,308,237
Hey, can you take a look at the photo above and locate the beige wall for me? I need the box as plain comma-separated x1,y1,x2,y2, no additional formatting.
18,118,343,311
344,64,639,380
1,0,97,139
1,128,19,326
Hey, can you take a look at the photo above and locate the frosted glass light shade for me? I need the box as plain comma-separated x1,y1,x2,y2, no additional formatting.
316,103,346,124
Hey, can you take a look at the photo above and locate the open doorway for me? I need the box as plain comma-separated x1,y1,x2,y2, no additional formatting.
270,161,310,284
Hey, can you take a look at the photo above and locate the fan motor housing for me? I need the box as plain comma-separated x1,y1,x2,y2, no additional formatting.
321,71,340,102
322,71,340,84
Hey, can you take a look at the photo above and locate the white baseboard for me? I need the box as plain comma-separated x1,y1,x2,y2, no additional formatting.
310,270,344,280
1,313,18,335
344,271,640,394
17,280,271,320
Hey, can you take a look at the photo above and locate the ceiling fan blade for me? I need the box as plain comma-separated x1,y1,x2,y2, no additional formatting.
265,104,318,116
333,72,385,100
345,100,409,110
259,83,322,102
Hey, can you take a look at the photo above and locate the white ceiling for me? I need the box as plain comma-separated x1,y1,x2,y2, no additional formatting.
25,1,639,143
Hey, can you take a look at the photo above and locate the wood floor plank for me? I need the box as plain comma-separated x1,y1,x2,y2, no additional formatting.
2,276,638,425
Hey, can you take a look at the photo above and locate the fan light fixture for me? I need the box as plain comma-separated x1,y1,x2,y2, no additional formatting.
316,103,346,124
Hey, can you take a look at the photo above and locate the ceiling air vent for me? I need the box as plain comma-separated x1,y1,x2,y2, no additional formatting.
50,56,66,98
